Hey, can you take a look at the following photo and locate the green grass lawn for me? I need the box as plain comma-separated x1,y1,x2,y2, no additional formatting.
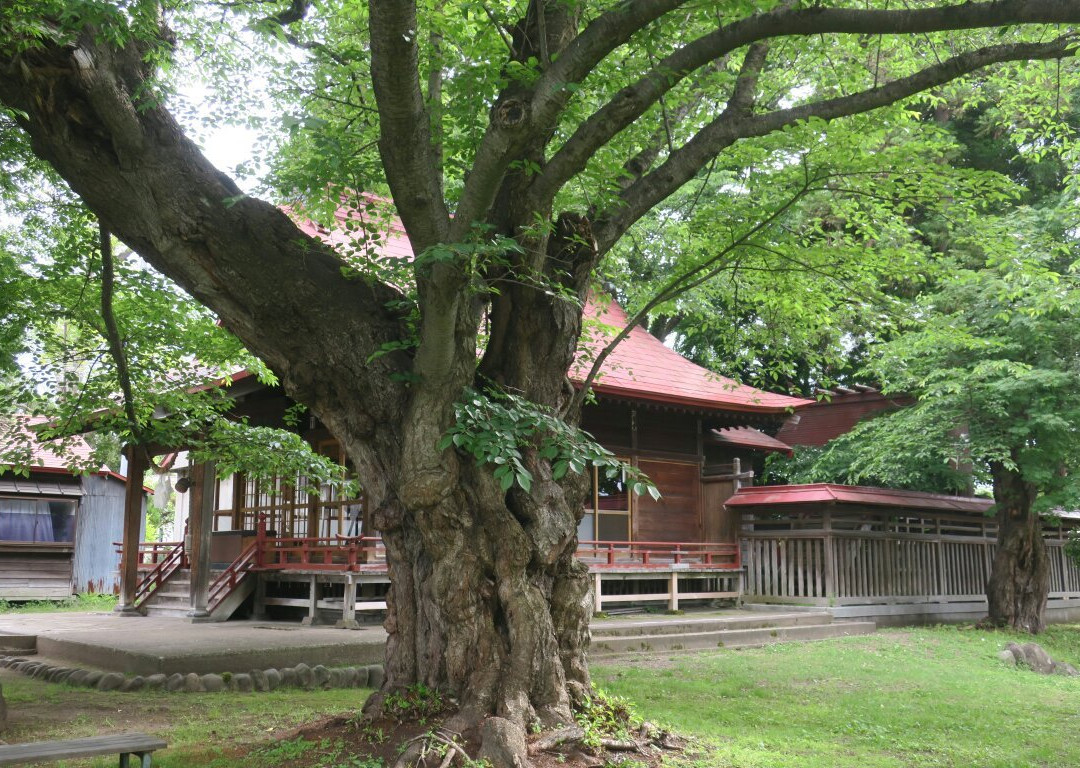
0,593,118,614
1,624,1077,766
0,673,369,767
594,624,1080,768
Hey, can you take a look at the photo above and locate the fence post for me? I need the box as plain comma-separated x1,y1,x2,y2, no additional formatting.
823,512,836,601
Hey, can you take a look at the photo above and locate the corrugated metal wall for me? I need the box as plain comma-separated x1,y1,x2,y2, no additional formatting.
71,475,145,595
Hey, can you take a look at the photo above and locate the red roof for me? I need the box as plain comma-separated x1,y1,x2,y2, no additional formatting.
725,483,992,513
1,417,142,488
777,388,909,447
706,427,794,457
572,298,811,415
290,196,414,264
286,201,810,417
1,418,96,472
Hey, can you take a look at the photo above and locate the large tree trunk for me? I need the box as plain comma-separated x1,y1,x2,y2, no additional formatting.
362,214,601,760
371,461,593,730
986,460,1048,633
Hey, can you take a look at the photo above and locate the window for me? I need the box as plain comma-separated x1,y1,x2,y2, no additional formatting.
580,463,632,542
0,498,77,543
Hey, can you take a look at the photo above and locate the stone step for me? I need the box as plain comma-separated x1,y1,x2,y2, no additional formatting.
741,602,832,613
592,612,832,638
151,585,190,598
142,605,194,618
589,620,877,657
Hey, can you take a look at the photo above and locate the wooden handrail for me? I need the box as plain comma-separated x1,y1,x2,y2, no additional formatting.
206,540,259,614
574,540,740,570
131,541,186,608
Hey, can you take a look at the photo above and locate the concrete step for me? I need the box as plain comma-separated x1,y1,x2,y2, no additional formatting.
742,602,831,613
150,585,190,599
592,612,832,638
142,605,194,618
589,620,876,657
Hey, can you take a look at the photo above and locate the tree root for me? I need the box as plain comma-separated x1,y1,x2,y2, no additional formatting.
392,727,467,768
528,726,584,754
527,720,684,762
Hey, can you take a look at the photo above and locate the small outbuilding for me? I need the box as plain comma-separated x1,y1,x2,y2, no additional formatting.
0,422,146,600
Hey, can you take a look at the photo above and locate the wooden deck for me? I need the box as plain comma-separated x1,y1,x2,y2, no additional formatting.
128,531,743,621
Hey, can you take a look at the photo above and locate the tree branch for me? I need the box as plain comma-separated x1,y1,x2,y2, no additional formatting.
98,223,140,441
530,0,1080,210
368,0,449,250
567,172,818,415
451,0,689,240
593,37,1077,254
617,59,728,190
0,25,412,483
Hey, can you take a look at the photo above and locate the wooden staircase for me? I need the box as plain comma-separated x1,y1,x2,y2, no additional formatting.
139,567,255,621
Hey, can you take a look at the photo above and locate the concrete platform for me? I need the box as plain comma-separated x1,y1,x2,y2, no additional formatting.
0,612,387,676
590,607,875,657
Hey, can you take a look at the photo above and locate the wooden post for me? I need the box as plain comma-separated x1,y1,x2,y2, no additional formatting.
252,574,267,620
593,572,603,613
336,573,360,629
302,575,318,625
231,472,245,531
187,460,215,619
115,445,148,616
823,510,836,602
255,513,267,567
668,571,679,612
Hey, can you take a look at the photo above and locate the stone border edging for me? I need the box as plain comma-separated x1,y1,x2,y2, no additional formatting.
0,656,384,693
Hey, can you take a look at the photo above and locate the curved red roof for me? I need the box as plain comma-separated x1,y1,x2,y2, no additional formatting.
725,483,992,513
281,203,811,417
572,298,811,415
707,427,794,456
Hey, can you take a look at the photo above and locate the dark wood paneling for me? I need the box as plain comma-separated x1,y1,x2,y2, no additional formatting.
702,478,740,543
581,400,632,449
635,459,700,542
636,409,698,457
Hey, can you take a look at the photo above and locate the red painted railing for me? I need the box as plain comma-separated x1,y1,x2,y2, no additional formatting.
131,541,186,608
114,541,186,571
207,539,259,614
575,539,740,570
124,518,740,616
257,534,386,571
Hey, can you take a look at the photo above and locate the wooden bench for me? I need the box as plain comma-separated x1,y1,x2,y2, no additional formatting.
0,733,167,766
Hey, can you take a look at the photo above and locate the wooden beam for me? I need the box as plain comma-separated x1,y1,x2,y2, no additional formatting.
115,445,148,616
186,460,216,618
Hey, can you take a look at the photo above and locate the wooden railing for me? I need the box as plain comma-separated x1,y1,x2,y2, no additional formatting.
743,528,1080,606
207,540,259,614
114,541,186,571
124,519,745,617
131,541,186,609
576,540,740,570
257,534,386,571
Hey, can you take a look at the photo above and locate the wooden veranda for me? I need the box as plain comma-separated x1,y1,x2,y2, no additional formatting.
122,516,743,624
